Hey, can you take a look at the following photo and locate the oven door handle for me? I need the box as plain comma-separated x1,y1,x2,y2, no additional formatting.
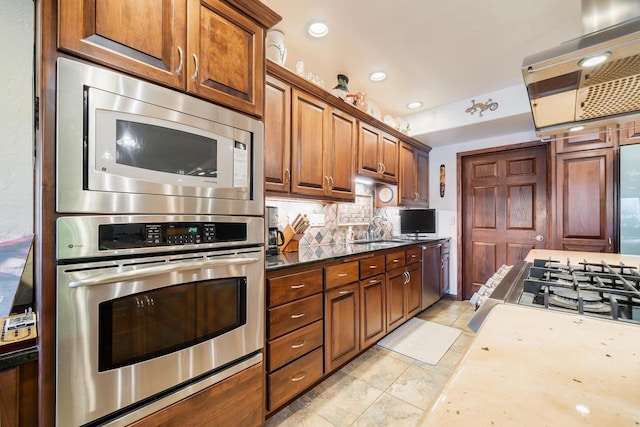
67,257,261,288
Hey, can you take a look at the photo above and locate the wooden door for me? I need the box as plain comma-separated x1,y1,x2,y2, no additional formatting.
187,0,264,116
358,124,382,178
380,134,399,183
58,0,187,88
265,76,291,194
619,121,640,146
386,267,406,332
359,274,386,349
462,145,548,299
324,283,359,372
405,263,422,318
326,109,357,201
555,149,614,252
415,149,429,206
291,89,330,198
398,142,417,206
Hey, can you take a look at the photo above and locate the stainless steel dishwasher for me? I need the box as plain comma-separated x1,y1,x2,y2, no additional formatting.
421,242,443,310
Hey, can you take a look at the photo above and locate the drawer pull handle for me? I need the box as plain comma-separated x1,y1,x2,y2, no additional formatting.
291,312,306,319
290,284,306,289
338,273,349,277
369,265,377,269
339,290,354,295
291,340,306,349
393,259,400,263
369,279,381,284
291,372,307,382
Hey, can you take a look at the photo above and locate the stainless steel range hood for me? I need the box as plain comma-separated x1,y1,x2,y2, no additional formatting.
522,1,640,136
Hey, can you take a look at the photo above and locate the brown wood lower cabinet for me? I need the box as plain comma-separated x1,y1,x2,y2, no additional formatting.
360,273,386,348
0,360,37,427
268,347,324,411
325,282,360,372
131,361,264,427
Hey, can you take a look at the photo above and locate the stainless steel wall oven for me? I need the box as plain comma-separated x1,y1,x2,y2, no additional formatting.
56,215,264,426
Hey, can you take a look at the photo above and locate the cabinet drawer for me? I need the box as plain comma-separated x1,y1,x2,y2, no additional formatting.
386,250,406,270
268,294,323,339
325,261,359,290
268,347,324,411
360,255,385,279
406,246,421,265
267,320,323,372
268,269,323,307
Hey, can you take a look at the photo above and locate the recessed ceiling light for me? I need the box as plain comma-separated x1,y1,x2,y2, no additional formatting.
578,52,610,68
369,71,386,82
308,22,328,38
407,101,423,109
569,125,585,132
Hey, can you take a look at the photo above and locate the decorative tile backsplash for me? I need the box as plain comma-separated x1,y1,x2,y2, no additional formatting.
267,184,399,247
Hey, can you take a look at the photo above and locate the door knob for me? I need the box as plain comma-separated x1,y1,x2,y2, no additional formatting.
529,235,544,241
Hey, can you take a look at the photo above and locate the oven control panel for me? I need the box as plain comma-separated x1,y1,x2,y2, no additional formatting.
98,221,247,250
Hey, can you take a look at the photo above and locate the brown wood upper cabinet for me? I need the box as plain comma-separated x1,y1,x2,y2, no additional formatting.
265,75,292,193
399,142,429,206
290,89,357,201
554,125,614,153
58,0,280,117
358,123,399,183
619,120,640,146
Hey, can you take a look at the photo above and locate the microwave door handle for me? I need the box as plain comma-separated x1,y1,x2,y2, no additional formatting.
67,257,261,288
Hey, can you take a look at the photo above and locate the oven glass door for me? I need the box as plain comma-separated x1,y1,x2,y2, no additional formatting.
99,276,247,371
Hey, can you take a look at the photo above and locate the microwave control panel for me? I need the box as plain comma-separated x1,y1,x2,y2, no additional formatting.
98,222,247,250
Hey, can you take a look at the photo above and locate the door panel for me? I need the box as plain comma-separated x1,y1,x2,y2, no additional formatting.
462,145,548,299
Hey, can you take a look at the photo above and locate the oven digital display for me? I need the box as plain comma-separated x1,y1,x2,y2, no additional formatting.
166,226,200,236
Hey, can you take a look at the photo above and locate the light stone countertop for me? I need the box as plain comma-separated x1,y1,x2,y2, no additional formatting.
418,303,640,426
525,248,640,266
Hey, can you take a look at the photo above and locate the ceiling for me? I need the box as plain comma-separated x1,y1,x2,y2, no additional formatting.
261,0,583,145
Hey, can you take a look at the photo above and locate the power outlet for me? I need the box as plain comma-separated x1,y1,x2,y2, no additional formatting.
309,213,325,227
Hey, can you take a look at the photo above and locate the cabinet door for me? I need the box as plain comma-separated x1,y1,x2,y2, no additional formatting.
398,142,417,206
555,149,614,252
380,134,399,182
386,268,406,332
59,0,187,88
359,124,382,177
187,0,265,116
360,274,386,349
405,263,422,318
265,76,291,194
291,89,330,198
325,283,360,372
326,109,357,201
415,149,429,206
619,121,640,146
554,126,613,153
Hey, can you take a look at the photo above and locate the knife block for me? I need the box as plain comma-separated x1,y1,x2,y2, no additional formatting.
281,224,304,252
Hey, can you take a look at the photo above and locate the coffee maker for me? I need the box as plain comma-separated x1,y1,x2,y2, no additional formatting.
266,206,284,255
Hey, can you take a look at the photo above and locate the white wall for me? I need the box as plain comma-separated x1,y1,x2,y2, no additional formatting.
0,1,34,241
428,129,539,297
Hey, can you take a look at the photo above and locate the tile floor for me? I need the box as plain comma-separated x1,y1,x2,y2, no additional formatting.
265,299,477,427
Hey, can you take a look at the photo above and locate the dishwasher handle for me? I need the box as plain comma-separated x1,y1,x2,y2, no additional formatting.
68,256,261,288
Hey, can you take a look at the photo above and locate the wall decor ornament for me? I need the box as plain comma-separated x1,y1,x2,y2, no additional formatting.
465,98,499,117
440,164,446,197
331,74,350,101
266,30,287,66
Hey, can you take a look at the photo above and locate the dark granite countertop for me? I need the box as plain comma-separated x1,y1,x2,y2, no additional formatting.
0,345,38,371
266,237,450,271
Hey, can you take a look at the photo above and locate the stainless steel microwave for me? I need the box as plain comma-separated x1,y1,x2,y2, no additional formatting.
56,58,264,216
